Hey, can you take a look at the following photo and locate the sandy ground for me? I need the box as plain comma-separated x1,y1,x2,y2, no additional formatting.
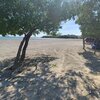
0,39,100,100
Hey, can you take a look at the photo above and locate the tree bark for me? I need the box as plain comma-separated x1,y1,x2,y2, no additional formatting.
14,36,26,66
94,39,97,55
19,33,31,66
83,36,86,51
10,28,36,70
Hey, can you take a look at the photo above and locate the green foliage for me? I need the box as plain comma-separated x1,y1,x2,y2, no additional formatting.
0,0,76,36
76,0,100,38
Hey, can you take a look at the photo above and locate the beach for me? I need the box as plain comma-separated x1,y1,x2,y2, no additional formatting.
0,38,100,100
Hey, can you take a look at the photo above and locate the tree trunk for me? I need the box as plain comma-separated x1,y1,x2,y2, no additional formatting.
94,39,96,55
10,28,36,70
83,36,86,51
14,36,26,66
19,34,31,66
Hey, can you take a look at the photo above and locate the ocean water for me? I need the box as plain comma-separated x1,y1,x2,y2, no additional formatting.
0,36,41,40
0,36,22,40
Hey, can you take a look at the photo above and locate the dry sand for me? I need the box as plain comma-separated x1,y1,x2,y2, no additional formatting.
0,39,100,100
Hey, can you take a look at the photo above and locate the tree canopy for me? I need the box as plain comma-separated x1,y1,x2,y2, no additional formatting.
0,0,77,36
76,0,100,38
1,0,100,38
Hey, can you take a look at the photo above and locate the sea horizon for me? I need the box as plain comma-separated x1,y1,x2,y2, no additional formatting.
0,36,42,40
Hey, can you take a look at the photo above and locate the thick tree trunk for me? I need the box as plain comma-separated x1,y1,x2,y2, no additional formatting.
14,36,26,66
10,28,36,70
19,33,31,66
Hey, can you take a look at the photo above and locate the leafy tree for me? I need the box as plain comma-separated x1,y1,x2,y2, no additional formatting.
0,0,76,70
76,0,100,49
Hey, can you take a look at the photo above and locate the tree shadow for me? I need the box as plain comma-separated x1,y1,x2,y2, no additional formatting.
0,55,100,100
0,54,58,79
0,69,99,100
78,51,100,73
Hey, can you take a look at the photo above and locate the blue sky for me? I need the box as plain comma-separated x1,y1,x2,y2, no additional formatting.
36,19,81,37
59,19,81,35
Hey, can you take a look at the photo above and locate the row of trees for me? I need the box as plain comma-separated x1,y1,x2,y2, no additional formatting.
42,35,80,39
0,0,100,70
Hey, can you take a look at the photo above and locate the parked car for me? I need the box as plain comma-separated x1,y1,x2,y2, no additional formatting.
92,40,100,50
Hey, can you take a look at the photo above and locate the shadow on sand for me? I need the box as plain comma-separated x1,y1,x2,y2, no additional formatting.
79,51,100,73
0,55,57,78
0,54,100,100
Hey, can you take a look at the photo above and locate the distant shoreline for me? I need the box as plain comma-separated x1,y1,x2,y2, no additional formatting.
42,35,81,39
